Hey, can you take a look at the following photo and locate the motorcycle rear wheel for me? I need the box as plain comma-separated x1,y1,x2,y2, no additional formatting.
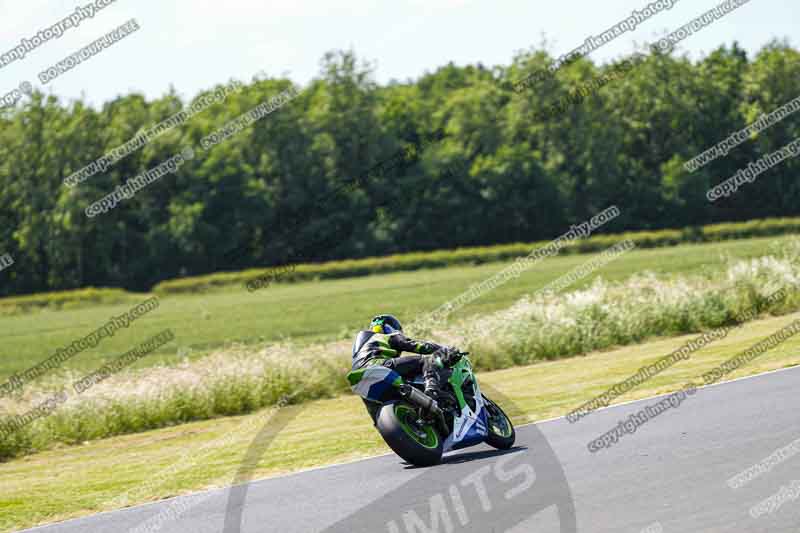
377,402,444,467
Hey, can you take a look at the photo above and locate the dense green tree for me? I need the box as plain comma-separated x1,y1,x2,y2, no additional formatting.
0,42,798,296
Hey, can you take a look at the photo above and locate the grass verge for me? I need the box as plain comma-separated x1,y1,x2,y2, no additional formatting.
0,235,791,380
2,247,798,461
2,311,799,532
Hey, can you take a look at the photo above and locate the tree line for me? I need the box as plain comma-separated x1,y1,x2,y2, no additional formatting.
0,41,798,296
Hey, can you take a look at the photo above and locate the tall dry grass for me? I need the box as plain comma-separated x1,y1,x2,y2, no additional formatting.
455,252,800,369
1,241,799,461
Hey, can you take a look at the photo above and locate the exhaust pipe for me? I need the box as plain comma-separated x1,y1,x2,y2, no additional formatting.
398,385,448,434
399,384,438,412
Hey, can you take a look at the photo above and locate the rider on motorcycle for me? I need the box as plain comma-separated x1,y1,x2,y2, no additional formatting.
351,314,462,402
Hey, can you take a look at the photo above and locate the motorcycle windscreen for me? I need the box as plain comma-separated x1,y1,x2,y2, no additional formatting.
351,330,375,358
347,365,402,402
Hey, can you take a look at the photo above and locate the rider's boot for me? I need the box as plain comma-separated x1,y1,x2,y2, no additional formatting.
423,370,441,401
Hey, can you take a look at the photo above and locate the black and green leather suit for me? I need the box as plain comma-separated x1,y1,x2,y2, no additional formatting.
351,330,446,404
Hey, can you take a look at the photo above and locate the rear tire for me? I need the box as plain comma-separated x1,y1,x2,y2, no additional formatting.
377,402,443,467
483,395,515,450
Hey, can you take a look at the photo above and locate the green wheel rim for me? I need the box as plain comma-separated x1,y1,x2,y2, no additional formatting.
395,404,439,449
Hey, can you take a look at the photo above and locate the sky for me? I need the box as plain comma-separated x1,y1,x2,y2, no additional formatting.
0,0,795,107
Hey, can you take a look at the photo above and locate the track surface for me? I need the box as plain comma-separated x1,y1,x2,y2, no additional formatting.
23,367,800,533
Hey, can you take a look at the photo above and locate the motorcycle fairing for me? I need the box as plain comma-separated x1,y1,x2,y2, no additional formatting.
442,357,489,452
347,364,403,402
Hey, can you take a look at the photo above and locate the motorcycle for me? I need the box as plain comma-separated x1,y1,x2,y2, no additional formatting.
347,344,516,467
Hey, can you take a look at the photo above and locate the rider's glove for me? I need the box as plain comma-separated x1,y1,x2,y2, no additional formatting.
436,346,462,367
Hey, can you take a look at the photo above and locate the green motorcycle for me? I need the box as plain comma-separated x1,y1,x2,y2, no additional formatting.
347,349,515,467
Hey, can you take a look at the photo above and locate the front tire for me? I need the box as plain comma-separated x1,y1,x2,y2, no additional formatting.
483,395,515,450
377,402,443,467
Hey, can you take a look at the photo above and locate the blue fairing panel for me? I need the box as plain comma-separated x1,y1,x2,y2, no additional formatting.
451,409,490,450
351,365,401,402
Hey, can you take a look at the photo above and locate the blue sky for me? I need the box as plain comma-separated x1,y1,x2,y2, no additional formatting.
0,0,795,107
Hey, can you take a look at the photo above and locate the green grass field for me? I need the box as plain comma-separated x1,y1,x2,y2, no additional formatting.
0,235,791,381
2,310,798,533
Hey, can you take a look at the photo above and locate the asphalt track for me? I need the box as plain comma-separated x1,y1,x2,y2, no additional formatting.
23,366,800,533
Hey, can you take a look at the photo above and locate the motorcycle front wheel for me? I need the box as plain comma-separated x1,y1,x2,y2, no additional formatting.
482,395,516,450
